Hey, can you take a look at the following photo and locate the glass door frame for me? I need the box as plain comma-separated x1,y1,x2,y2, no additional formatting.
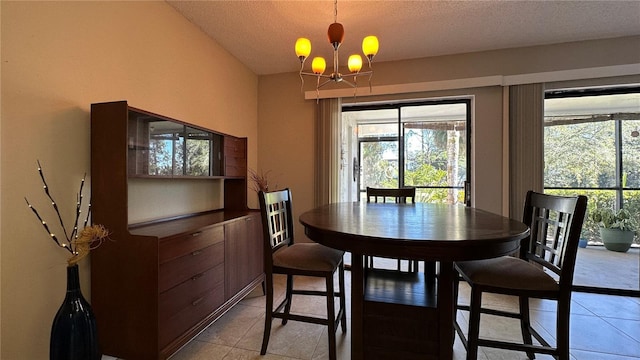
345,98,472,204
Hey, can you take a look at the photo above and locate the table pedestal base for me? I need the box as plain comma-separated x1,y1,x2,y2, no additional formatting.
351,255,454,360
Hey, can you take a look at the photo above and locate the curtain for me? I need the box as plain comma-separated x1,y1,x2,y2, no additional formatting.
509,83,544,220
315,98,342,206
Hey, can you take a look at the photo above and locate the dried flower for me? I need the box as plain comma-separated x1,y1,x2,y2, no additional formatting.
25,160,109,266
249,168,276,193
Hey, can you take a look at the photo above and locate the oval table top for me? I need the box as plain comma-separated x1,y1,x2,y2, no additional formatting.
299,202,530,262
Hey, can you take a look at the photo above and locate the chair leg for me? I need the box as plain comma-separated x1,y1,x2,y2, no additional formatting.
282,274,293,325
466,288,482,360
338,262,347,333
426,261,436,287
519,296,535,359
261,275,274,355
326,273,337,360
453,272,461,345
557,298,571,360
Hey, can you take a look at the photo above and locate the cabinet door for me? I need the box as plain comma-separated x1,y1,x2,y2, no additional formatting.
223,136,247,177
225,213,263,299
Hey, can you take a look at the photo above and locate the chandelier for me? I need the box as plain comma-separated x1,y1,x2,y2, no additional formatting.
295,0,379,97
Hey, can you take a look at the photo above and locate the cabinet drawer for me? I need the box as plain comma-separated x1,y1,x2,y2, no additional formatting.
159,263,224,322
159,242,224,293
158,286,225,348
159,226,224,264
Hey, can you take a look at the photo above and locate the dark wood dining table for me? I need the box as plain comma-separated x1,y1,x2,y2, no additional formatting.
299,202,530,360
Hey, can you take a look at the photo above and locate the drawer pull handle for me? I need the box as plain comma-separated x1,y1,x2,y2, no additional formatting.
245,217,252,222
191,297,204,306
191,232,202,237
191,250,202,256
191,273,204,281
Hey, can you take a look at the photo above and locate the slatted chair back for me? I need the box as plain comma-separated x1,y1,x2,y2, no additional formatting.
366,187,416,204
520,191,588,287
259,189,294,254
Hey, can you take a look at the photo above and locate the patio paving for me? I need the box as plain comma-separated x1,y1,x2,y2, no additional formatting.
574,245,639,291
354,245,640,292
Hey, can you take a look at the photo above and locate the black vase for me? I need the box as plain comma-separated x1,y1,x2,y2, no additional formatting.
50,264,101,360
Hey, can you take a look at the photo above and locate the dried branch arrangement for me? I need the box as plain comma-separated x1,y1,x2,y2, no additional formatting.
25,160,109,266
249,168,276,193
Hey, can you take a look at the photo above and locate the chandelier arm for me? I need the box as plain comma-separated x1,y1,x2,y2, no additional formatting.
316,76,321,101
367,56,374,70
317,78,336,89
299,62,306,93
354,76,357,97
300,72,331,79
340,70,373,79
339,79,356,88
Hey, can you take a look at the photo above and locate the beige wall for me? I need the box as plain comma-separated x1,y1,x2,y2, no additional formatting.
257,72,317,238
0,2,257,359
373,36,640,84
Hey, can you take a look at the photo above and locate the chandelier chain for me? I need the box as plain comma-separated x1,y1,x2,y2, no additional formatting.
334,0,338,23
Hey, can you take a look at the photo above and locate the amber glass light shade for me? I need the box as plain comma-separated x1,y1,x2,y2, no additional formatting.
295,38,312,59
348,55,363,73
311,57,326,74
327,23,345,47
362,36,379,58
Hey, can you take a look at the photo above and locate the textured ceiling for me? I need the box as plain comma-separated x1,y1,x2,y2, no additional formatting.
167,0,640,75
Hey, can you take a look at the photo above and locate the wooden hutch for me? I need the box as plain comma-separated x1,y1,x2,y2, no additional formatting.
90,101,264,359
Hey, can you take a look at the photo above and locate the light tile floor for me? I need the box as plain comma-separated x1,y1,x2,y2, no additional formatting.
159,270,640,360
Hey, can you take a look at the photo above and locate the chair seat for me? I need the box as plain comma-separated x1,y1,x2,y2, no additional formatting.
274,243,344,272
456,256,559,292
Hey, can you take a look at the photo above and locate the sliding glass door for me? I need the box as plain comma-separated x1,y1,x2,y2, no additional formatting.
343,100,470,204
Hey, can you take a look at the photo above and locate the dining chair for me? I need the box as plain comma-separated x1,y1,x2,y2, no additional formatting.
453,190,588,360
366,186,416,204
365,187,433,275
258,188,347,360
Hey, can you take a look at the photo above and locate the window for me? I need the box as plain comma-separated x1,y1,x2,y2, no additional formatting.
544,86,639,295
342,99,471,204
544,87,640,243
